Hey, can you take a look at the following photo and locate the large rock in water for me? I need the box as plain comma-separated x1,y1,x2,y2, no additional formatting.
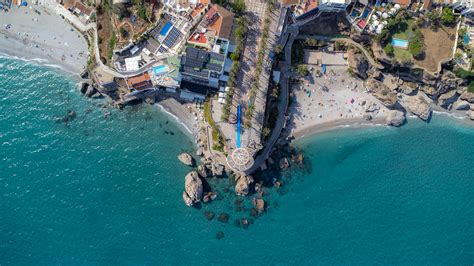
235,175,254,196
347,50,369,79
385,110,405,127
252,198,266,214
197,164,209,178
366,78,398,108
178,153,194,166
438,90,459,110
183,171,203,206
407,95,432,121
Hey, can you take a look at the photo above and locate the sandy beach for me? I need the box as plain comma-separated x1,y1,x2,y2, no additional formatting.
0,4,88,77
288,67,391,139
155,98,201,138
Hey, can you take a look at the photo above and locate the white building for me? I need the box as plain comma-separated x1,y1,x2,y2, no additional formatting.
452,0,474,19
319,0,351,11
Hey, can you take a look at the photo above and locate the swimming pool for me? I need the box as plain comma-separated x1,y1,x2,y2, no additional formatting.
392,38,409,49
153,65,168,76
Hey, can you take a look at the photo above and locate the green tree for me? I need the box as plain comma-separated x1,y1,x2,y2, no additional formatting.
137,6,148,21
262,127,271,138
409,30,424,58
119,27,128,38
426,10,440,27
441,7,455,25
384,43,394,56
296,64,309,76
232,0,246,15
230,52,240,61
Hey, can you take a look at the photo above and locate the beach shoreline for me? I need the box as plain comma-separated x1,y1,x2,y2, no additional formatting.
291,116,387,139
154,98,200,139
0,4,88,80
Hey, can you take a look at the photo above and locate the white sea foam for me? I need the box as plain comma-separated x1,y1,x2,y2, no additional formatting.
433,110,467,120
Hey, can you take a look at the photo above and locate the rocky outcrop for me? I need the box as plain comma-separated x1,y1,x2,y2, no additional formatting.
235,174,254,196
178,153,194,166
453,100,470,110
363,113,372,120
385,110,405,127
438,90,459,110
460,91,474,103
365,102,380,112
468,109,474,120
210,162,225,176
407,94,432,121
398,82,418,95
197,164,209,178
279,157,290,170
347,50,369,79
366,78,398,108
183,171,203,207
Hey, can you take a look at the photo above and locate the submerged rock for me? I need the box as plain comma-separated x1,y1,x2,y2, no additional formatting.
204,211,215,220
178,153,194,166
183,171,203,207
385,110,405,127
218,213,230,223
216,231,225,240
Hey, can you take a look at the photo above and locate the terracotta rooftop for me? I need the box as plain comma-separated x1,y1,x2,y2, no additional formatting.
391,0,411,6
303,0,318,13
281,0,299,6
205,5,234,40
75,1,93,16
190,0,209,17
63,0,75,10
188,32,208,44
127,72,151,87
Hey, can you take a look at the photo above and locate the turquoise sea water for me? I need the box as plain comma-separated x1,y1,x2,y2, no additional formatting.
1,57,474,264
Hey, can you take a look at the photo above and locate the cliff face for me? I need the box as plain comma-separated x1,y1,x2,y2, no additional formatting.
299,11,351,36
366,78,398,109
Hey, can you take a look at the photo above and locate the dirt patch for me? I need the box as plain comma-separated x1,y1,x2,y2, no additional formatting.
299,12,351,36
97,8,115,65
413,25,456,73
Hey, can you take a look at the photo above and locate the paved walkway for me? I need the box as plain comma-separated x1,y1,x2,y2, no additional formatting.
245,24,297,174
297,34,384,69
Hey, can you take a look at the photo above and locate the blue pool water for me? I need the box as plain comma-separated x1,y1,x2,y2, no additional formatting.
153,65,168,75
392,38,409,49
362,8,371,18
1,57,474,264
160,21,172,36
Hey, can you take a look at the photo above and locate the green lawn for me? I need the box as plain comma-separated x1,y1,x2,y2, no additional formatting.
393,47,412,61
391,19,414,40
390,18,414,61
